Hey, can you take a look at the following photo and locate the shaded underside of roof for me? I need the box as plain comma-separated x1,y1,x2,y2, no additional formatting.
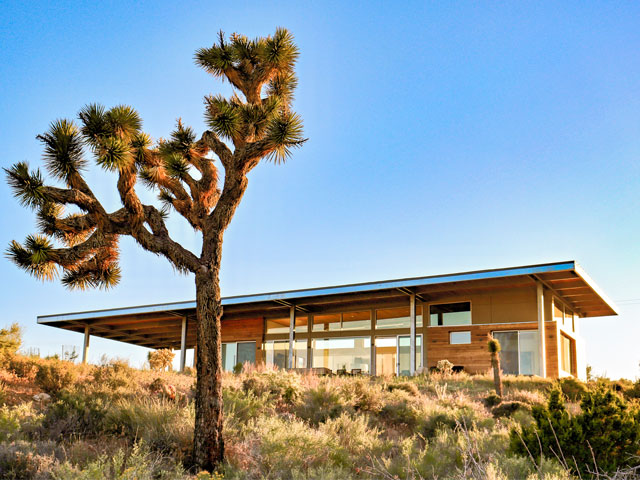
37,260,617,349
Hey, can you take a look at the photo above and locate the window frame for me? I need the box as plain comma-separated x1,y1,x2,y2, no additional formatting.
428,300,473,327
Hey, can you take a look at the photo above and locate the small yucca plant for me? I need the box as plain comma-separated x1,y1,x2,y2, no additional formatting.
487,335,503,397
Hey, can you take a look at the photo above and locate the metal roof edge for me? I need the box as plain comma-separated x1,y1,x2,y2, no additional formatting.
38,260,578,323
573,262,619,315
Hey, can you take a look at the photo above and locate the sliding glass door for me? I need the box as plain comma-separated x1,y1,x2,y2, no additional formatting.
221,341,256,372
375,335,422,376
492,331,539,375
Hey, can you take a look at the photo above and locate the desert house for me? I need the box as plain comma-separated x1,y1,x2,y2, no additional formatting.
38,261,616,379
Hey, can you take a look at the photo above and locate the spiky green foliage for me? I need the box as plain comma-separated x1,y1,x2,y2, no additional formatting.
37,120,86,181
7,235,57,281
4,162,46,208
487,336,501,354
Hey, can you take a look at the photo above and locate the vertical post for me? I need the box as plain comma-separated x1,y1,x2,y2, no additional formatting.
288,306,295,369
409,292,416,376
179,316,187,372
82,325,90,364
193,344,198,368
537,283,547,378
370,308,376,376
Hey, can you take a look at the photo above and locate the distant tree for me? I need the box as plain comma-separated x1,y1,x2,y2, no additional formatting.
148,349,175,371
4,29,305,469
0,323,22,355
487,335,503,397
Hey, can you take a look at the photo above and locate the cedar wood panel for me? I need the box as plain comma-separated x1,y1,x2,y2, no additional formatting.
221,317,264,363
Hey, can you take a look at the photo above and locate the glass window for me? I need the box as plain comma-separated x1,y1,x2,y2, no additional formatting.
375,337,397,376
560,334,574,374
312,337,370,373
376,306,423,329
449,331,471,344
266,318,289,334
222,342,256,372
518,331,539,375
492,331,539,376
266,315,308,334
398,335,422,376
342,311,371,331
493,332,519,375
429,302,471,326
312,313,341,332
264,340,307,369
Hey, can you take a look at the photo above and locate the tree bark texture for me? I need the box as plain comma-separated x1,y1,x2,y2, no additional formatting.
491,354,503,397
193,268,224,470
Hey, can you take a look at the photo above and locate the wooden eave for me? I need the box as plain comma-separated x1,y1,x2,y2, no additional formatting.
37,260,617,349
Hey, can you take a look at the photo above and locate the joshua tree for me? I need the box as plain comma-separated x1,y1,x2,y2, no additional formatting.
487,334,503,397
5,29,305,469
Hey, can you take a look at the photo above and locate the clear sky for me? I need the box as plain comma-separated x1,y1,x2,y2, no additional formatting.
1,1,638,378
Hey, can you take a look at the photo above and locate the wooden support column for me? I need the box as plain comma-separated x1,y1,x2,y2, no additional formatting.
179,317,187,372
537,283,547,378
370,308,376,376
82,325,90,364
193,344,197,368
409,292,417,376
288,306,295,369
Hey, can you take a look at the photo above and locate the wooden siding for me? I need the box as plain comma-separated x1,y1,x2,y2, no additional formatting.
221,317,264,363
426,321,561,376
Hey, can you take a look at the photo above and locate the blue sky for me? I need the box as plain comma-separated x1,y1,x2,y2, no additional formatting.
1,1,639,377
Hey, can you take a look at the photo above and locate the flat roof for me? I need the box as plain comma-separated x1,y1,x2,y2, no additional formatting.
37,260,618,349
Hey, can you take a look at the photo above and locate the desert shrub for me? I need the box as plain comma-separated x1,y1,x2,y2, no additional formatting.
557,376,588,401
0,323,22,355
43,390,109,438
5,354,39,379
339,377,384,412
148,349,175,371
241,370,301,405
104,398,194,458
436,359,454,376
0,403,42,442
0,440,62,480
35,360,77,395
491,400,531,418
622,379,640,400
484,393,502,407
319,413,388,461
93,359,134,390
510,386,640,476
295,383,348,425
378,390,419,428
387,381,419,396
505,389,546,406
52,442,188,479
234,415,351,477
224,388,271,426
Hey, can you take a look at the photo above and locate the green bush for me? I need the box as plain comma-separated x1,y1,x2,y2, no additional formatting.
387,381,419,396
0,440,61,480
42,390,109,438
557,376,588,401
0,323,22,355
35,361,77,395
510,386,640,476
52,442,188,479
491,400,531,418
241,370,301,405
484,393,502,407
93,359,134,390
5,354,38,379
295,383,348,425
104,398,194,459
340,377,383,412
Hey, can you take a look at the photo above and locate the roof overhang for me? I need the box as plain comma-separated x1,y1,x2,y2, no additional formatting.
37,260,617,349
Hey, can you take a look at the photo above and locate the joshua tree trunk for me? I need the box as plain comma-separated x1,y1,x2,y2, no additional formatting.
491,352,503,397
194,267,224,469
